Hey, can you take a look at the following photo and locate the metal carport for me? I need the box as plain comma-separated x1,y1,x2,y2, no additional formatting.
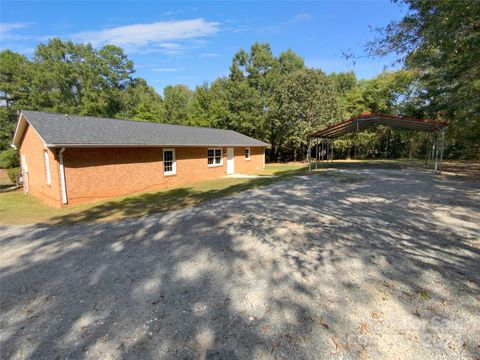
307,113,448,172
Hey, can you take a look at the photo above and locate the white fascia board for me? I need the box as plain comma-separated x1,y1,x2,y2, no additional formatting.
12,112,48,148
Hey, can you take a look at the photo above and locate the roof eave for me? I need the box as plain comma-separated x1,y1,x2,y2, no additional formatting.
46,143,270,148
11,111,26,148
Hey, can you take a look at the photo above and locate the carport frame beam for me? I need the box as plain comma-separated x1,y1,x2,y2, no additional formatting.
308,114,448,173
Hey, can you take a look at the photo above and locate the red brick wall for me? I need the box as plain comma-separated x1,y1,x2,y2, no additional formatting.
234,146,265,174
18,122,63,207
63,146,265,205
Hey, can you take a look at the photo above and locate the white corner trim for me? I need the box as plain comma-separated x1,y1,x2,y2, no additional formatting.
59,147,68,204
44,150,51,185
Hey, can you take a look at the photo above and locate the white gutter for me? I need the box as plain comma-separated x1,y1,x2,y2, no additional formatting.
58,147,68,204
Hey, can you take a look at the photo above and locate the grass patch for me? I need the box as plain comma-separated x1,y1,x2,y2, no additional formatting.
0,164,308,225
418,290,431,301
3,159,449,226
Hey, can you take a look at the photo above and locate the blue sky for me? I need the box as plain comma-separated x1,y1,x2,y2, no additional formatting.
0,1,407,93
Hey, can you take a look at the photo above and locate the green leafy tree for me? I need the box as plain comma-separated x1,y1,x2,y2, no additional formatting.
367,0,480,158
0,50,33,150
0,108,17,150
273,68,342,160
329,70,429,160
116,78,164,122
227,43,306,158
30,39,135,117
187,81,228,127
163,84,193,124
0,50,32,107
228,43,277,139
0,39,140,151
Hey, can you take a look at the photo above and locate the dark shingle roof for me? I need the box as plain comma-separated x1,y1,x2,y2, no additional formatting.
18,110,269,147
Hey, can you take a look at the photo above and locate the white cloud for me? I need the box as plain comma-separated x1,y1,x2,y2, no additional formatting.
158,42,183,49
163,10,186,16
200,53,219,57
232,27,254,33
0,22,33,41
72,18,219,52
288,13,313,23
0,22,31,34
151,67,186,72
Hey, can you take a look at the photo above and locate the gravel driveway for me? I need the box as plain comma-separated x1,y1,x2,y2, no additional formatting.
1,167,479,360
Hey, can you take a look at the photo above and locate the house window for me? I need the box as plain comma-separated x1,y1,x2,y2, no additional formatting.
43,150,51,184
163,149,176,175
245,147,251,160
208,148,223,166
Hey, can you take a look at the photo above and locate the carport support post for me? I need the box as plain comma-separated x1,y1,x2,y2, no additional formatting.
325,140,328,164
330,139,334,163
307,136,312,171
327,139,331,162
328,140,331,162
434,131,440,172
320,139,323,164
439,130,445,172
322,138,326,166
425,133,431,167
435,129,445,172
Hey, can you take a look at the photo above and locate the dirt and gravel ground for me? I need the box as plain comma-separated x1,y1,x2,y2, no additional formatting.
1,167,479,360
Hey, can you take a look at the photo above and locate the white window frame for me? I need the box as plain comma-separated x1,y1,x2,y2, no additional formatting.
163,148,176,176
43,150,51,185
207,148,223,167
245,147,251,160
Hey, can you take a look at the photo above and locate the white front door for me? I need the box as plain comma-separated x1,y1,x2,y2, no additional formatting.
226,147,235,174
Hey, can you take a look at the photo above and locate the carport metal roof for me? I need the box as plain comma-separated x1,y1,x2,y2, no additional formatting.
307,113,448,172
309,113,448,139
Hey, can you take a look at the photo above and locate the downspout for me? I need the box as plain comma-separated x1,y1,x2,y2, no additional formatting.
21,154,29,194
59,147,68,204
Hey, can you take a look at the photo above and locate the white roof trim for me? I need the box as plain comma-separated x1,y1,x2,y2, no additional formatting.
12,112,48,148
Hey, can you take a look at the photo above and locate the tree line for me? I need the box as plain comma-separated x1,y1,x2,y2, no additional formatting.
1,0,478,163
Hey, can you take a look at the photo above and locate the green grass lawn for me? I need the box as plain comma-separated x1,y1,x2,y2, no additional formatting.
0,163,308,225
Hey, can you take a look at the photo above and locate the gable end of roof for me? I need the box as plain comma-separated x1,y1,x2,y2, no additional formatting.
12,111,48,148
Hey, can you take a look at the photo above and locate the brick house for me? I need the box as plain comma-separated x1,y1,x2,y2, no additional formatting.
12,111,269,207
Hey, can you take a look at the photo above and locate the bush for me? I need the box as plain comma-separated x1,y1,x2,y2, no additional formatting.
7,167,20,184
0,149,19,169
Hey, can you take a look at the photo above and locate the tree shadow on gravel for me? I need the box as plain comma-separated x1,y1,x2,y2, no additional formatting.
1,166,479,359
44,167,309,225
